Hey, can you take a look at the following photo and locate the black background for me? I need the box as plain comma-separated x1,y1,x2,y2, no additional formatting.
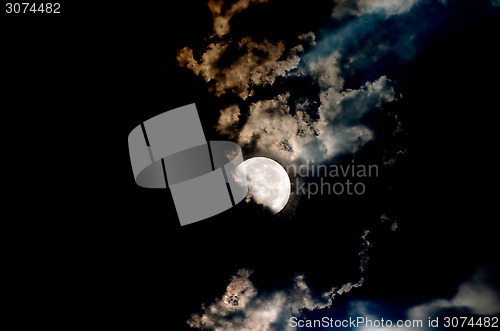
2,1,499,329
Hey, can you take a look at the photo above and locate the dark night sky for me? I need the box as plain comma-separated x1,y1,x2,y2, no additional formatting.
2,1,499,329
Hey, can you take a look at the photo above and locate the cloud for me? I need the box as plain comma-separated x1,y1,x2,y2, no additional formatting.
216,55,395,164
187,230,373,330
332,0,422,18
187,275,321,331
217,104,241,138
347,268,500,331
408,268,500,319
187,268,307,330
178,0,476,168
209,0,269,38
178,0,406,166
176,2,500,329
235,93,316,161
308,73,395,162
178,37,305,100
178,0,311,101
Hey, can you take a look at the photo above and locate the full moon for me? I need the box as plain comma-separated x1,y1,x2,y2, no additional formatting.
236,157,291,214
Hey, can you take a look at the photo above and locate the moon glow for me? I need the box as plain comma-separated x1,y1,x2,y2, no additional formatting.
236,157,291,214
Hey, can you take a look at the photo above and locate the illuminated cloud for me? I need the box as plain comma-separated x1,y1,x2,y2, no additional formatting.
187,230,373,330
217,104,241,139
408,268,500,319
208,0,269,38
347,268,500,331
236,93,315,162
177,37,304,100
177,1,310,101
332,0,423,18
187,268,290,330
179,1,399,165
186,271,331,330
215,56,395,164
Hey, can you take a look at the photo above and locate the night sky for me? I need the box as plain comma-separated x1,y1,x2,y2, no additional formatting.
3,0,499,330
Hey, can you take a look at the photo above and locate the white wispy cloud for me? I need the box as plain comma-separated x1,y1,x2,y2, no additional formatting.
332,0,423,18
408,268,500,319
348,268,500,331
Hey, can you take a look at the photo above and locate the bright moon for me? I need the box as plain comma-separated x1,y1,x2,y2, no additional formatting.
236,157,291,214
